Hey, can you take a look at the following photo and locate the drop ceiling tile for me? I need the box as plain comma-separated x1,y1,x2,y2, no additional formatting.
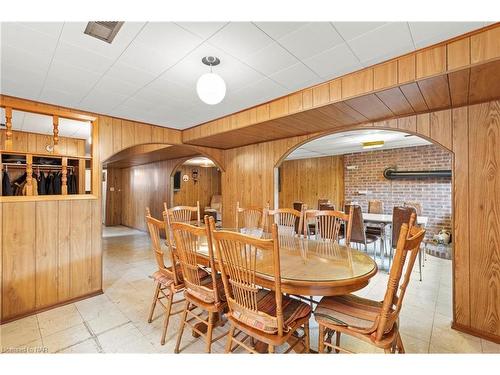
1,44,52,74
347,22,414,64
105,61,157,87
304,42,362,80
39,86,82,108
162,42,265,93
44,60,101,94
245,42,299,76
79,90,130,114
269,62,320,91
133,22,203,53
15,22,64,38
59,22,146,60
231,77,288,108
53,41,115,75
208,22,274,60
1,78,42,100
175,22,228,39
409,22,486,48
1,22,59,59
92,75,140,97
278,23,344,60
137,79,196,107
332,22,387,41
254,22,308,40
118,43,179,76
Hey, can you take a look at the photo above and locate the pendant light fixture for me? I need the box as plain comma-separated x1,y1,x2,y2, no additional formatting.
196,56,226,105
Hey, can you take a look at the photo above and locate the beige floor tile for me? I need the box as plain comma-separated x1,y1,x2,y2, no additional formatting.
0,315,41,348
400,333,429,353
97,322,144,352
44,323,92,353
60,338,101,353
37,304,84,337
430,325,482,353
85,307,130,335
481,339,500,353
2,339,46,354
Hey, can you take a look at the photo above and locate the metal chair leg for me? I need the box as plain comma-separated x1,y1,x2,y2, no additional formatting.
418,246,423,282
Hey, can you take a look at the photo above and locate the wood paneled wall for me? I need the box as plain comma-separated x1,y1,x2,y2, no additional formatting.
107,160,221,231
278,156,344,210
1,199,101,320
221,100,500,342
173,165,221,209
0,129,86,156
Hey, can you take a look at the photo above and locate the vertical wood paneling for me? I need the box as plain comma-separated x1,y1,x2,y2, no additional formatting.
452,106,470,327
70,200,92,298
91,200,102,292
374,60,398,90
416,45,447,78
312,83,330,107
35,201,59,309
471,27,500,64
173,166,221,210
57,201,71,302
342,69,373,98
99,116,113,161
112,118,123,154
468,101,500,336
398,54,416,83
2,202,36,319
135,123,152,145
448,37,471,70
430,109,453,150
397,115,417,133
416,113,431,137
329,80,342,102
121,120,135,150
278,155,344,210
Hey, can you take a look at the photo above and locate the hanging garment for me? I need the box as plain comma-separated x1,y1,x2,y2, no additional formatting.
53,172,62,194
2,171,13,196
38,172,47,195
46,173,54,195
12,173,27,196
68,172,77,194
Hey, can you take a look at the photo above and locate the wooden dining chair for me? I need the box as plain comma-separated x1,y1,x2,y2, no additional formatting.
235,201,265,230
317,198,331,210
303,207,353,246
315,213,425,354
403,201,422,216
368,200,384,214
210,218,311,354
145,208,187,345
172,216,228,353
266,207,303,236
165,201,201,224
345,204,381,259
390,206,417,268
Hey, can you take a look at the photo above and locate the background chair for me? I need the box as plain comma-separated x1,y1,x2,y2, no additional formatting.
317,198,331,210
204,194,222,222
315,214,425,354
165,201,201,224
404,201,422,216
303,207,353,246
235,201,265,230
266,207,303,236
211,219,311,354
292,201,304,234
145,207,186,345
345,204,381,260
172,216,227,353
366,199,384,237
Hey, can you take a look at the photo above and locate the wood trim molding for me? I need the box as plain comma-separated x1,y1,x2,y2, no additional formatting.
452,322,500,344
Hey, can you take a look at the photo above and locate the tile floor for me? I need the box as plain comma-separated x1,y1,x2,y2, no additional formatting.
1,225,499,354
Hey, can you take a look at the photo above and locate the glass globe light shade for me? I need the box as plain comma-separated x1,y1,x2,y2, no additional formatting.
196,72,226,105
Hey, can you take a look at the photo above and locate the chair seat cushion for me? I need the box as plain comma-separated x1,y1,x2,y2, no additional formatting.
314,294,383,332
232,289,311,334
186,272,227,304
152,266,208,287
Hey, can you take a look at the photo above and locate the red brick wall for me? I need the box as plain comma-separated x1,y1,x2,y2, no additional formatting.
344,144,452,239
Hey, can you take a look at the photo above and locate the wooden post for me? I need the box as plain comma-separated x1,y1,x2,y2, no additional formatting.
25,154,33,196
53,115,59,153
61,157,68,195
78,158,86,194
5,107,13,150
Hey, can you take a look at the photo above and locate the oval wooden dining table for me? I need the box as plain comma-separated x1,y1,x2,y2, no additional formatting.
194,228,378,297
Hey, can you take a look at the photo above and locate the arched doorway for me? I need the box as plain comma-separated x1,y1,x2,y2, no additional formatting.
169,156,223,224
273,127,454,351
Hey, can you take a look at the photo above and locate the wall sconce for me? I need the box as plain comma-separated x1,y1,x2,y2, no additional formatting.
192,169,199,183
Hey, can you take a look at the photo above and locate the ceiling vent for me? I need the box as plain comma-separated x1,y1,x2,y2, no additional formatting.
84,21,124,44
